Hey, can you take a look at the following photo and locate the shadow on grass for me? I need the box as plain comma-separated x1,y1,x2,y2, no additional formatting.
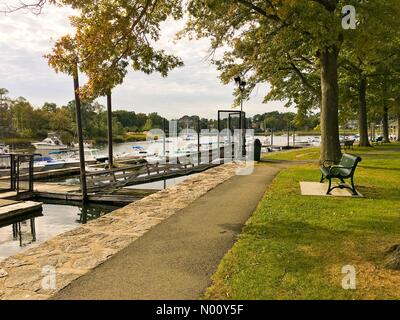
241,220,349,243
358,185,400,200
360,165,400,172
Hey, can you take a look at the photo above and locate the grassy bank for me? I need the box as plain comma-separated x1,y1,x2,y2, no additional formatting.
205,144,400,300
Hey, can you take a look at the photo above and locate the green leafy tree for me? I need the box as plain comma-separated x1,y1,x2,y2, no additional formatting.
182,0,399,161
0,88,14,138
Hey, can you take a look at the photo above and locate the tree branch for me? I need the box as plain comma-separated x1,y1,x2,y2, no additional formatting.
1,0,47,15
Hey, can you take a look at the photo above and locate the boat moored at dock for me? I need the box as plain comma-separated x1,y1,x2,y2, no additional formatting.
32,133,68,150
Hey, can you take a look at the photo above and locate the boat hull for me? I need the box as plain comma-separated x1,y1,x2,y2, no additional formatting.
32,144,68,150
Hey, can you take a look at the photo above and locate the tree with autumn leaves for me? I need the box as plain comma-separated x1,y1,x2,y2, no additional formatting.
45,0,184,168
183,0,400,160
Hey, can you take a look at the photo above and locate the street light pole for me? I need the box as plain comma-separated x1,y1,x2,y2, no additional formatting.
73,62,88,203
234,76,247,157
106,90,113,169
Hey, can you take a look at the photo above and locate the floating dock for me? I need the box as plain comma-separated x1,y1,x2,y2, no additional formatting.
32,161,219,205
0,200,43,225
0,199,43,246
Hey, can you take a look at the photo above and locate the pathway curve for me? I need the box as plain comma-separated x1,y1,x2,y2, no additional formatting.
54,164,282,300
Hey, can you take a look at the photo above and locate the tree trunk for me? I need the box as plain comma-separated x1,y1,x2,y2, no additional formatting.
107,90,114,169
382,104,390,143
397,112,400,142
358,75,371,147
382,79,390,143
319,47,342,162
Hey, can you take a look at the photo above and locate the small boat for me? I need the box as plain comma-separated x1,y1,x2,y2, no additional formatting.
33,155,65,171
84,148,108,163
72,140,93,149
117,146,149,159
0,143,10,154
144,154,165,164
0,144,11,169
32,134,68,150
64,148,108,163
183,135,196,141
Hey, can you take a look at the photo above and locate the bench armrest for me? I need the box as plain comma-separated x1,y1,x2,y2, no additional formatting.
321,159,341,168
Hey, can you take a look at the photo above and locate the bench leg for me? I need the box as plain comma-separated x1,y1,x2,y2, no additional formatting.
350,177,358,196
320,174,325,183
327,178,333,195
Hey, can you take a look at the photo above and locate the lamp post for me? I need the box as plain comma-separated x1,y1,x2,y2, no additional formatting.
234,76,247,156
234,76,246,113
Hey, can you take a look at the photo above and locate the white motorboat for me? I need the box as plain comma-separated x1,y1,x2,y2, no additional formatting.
0,144,10,169
33,155,66,171
32,134,68,150
116,146,158,161
84,148,108,163
0,143,10,154
72,140,93,149
63,148,108,163
144,154,165,164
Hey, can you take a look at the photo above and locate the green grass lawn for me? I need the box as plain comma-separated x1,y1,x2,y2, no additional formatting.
205,143,400,300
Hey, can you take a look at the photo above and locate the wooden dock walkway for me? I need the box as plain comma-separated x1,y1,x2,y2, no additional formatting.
33,182,148,205
0,200,42,222
0,198,43,246
32,161,220,205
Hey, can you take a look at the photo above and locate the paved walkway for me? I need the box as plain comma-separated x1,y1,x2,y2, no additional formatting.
54,164,281,300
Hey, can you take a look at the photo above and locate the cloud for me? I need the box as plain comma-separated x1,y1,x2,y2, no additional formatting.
0,2,289,119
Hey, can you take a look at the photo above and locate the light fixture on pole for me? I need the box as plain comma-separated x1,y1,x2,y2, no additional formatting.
234,76,247,157
234,76,246,112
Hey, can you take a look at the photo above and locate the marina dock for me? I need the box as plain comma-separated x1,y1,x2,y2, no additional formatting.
0,199,43,246
32,161,218,204
0,199,43,224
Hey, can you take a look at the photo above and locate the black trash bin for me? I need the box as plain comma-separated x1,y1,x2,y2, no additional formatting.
254,139,262,162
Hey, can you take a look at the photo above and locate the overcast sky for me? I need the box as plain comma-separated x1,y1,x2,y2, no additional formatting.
0,2,289,119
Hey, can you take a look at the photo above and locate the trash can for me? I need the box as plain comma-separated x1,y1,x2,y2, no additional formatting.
254,139,262,162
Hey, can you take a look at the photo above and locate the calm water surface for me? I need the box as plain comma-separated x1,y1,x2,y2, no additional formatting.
0,201,119,261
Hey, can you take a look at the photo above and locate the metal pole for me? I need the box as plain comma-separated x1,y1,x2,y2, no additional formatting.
287,121,290,148
73,62,88,203
107,90,113,169
293,129,296,147
29,155,33,192
30,218,36,242
217,111,220,157
242,112,246,157
18,222,22,247
16,156,20,197
163,118,166,159
197,117,201,165
271,129,274,147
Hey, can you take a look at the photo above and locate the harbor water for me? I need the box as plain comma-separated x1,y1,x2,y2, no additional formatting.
0,201,119,261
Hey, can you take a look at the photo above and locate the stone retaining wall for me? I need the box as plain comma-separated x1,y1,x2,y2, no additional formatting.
0,163,241,300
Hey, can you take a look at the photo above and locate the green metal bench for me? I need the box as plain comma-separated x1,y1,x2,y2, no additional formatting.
341,139,355,150
320,153,362,195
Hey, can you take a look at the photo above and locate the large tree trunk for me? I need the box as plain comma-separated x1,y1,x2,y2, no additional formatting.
358,75,371,147
397,112,400,142
382,79,390,143
319,47,342,162
382,105,390,143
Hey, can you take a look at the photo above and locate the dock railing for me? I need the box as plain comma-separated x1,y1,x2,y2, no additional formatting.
0,154,12,192
84,144,240,192
0,154,34,196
